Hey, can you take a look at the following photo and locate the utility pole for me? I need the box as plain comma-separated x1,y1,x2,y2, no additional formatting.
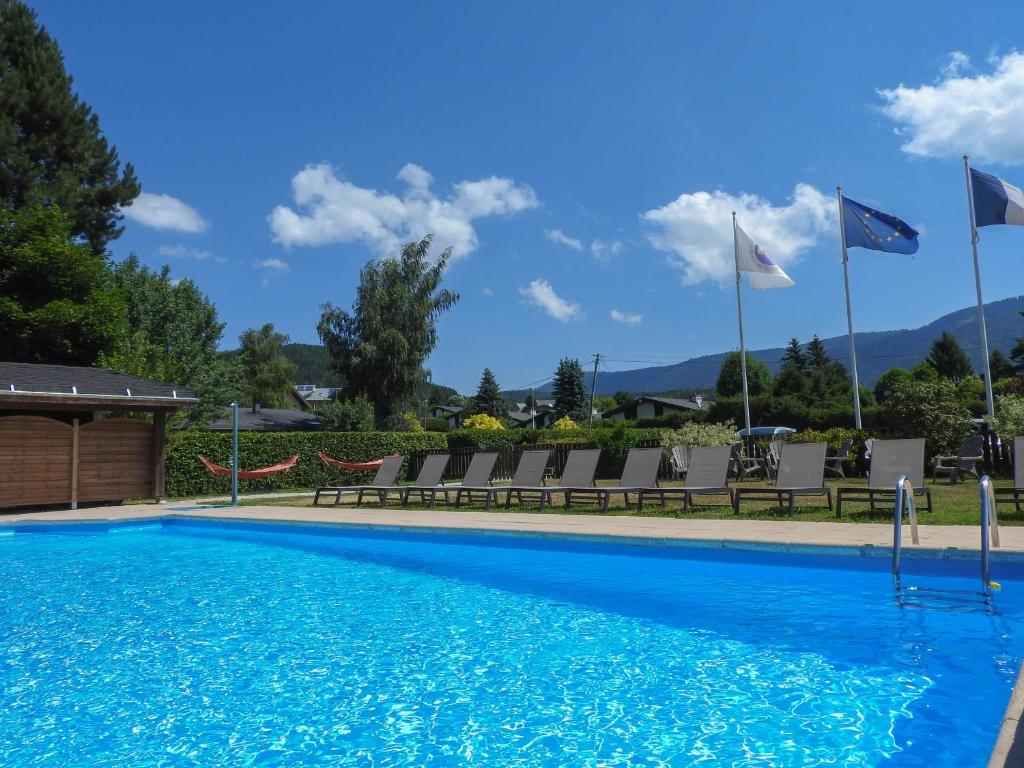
588,353,601,426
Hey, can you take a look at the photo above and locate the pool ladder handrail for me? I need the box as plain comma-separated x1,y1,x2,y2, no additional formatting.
892,474,1001,598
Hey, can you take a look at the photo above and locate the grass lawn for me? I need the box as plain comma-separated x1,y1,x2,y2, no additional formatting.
239,476,1024,526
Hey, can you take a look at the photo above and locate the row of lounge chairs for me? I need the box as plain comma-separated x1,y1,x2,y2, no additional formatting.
312,436,1024,515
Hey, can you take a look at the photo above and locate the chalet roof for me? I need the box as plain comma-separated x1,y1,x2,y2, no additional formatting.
600,395,709,418
0,362,198,410
207,407,321,432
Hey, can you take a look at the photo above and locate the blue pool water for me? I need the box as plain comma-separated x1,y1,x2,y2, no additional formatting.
2,520,1023,767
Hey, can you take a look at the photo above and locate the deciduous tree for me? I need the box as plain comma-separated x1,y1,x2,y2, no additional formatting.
715,351,771,397
239,323,297,409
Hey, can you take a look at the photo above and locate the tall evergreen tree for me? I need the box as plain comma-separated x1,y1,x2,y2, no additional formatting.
0,205,122,364
781,338,807,371
239,323,297,409
1011,307,1024,373
472,368,507,418
990,349,1016,382
0,0,139,252
551,358,588,422
805,336,830,370
317,236,459,427
927,331,973,382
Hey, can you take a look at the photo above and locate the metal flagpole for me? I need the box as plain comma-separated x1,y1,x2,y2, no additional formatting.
230,401,239,506
963,155,996,418
836,186,862,429
732,212,752,436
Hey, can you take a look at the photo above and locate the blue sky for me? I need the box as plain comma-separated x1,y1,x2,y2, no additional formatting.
34,1,1024,393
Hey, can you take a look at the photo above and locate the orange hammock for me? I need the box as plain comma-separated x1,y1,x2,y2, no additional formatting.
197,454,299,480
317,451,396,471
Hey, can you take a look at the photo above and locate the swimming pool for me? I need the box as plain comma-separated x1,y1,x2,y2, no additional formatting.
1,518,1021,767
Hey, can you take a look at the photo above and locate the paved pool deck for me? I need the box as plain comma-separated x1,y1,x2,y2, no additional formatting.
3,501,1021,557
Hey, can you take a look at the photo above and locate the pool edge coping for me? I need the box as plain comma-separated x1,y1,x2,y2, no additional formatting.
990,663,1024,767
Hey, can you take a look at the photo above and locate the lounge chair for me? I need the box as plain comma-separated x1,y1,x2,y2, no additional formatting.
932,434,985,483
669,445,689,480
638,445,734,513
730,443,765,481
824,438,853,479
734,442,831,515
994,436,1024,513
458,449,551,510
562,446,664,512
398,453,451,507
516,448,601,511
836,438,932,516
451,452,500,507
313,454,404,506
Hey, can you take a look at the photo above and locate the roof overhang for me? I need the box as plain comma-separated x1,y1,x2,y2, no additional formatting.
0,390,199,412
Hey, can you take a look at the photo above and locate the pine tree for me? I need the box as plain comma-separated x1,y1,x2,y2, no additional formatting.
239,323,298,409
805,336,830,370
781,338,807,371
990,349,1016,382
472,368,507,418
551,358,588,422
0,0,139,252
927,332,973,382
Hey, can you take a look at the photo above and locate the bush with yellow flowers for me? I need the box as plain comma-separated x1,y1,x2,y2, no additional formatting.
461,413,506,430
552,415,578,430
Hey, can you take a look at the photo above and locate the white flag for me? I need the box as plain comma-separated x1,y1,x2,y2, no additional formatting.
735,224,794,289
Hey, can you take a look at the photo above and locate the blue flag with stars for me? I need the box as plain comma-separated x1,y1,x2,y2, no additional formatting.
841,196,919,254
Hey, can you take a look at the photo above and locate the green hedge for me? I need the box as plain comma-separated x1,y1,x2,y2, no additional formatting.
789,427,870,476
166,431,447,497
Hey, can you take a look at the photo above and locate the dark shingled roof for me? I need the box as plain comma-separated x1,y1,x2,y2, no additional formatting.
207,407,321,432
0,362,198,400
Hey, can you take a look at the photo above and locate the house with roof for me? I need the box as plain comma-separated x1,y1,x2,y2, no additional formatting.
427,404,464,429
601,394,710,422
292,384,341,411
206,404,321,432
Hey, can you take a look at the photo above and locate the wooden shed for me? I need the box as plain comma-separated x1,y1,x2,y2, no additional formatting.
0,362,198,510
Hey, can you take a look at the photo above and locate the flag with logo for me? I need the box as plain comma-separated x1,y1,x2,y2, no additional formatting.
735,224,794,289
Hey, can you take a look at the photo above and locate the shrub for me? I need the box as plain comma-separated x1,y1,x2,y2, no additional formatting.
318,396,374,432
552,415,578,430
166,430,446,497
883,378,974,459
993,394,1024,438
447,428,521,450
461,413,505,430
424,417,449,432
662,420,738,452
788,427,869,476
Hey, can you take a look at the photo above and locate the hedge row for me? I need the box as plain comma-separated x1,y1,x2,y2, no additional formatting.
166,426,668,497
166,431,446,497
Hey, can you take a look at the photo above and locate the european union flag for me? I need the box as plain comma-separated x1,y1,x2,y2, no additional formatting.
841,196,919,254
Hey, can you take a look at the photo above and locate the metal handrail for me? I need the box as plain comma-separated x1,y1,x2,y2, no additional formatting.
980,475,1000,594
892,475,918,590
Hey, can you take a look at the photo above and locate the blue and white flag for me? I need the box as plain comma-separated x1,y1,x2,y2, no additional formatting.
735,224,794,289
970,168,1024,227
841,196,919,254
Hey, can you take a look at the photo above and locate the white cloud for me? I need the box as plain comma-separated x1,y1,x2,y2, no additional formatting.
544,228,583,250
269,162,539,260
482,286,494,296
155,244,225,263
518,278,582,322
590,239,623,261
122,192,208,233
879,51,1024,163
610,308,642,325
641,184,831,286
256,258,290,273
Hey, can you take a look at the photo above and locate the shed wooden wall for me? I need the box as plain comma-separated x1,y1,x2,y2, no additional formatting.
0,415,156,509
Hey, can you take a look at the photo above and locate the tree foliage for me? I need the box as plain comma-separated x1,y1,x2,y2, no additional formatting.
0,205,123,364
990,349,1016,382
317,395,375,432
99,253,241,426
883,377,974,457
927,332,973,382
1010,308,1024,373
317,236,459,427
239,323,297,409
0,0,139,252
551,357,588,421
715,351,771,397
471,367,507,418
874,367,912,403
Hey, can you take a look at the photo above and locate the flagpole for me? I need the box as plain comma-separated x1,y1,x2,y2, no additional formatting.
963,155,996,418
732,211,752,436
836,186,862,430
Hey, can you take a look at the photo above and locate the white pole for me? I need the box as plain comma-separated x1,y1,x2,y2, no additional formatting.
963,155,996,418
230,400,239,506
836,187,862,429
732,212,752,435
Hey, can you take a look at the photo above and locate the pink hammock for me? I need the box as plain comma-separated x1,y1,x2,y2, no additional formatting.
318,451,396,471
197,454,299,480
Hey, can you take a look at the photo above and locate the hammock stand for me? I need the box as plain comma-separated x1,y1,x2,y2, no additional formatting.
198,454,299,480
317,451,397,471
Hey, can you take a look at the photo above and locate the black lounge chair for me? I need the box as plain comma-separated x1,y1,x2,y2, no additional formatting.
563,446,663,512
398,453,451,507
638,445,733,513
517,449,601,511
461,449,551,510
995,436,1024,513
836,438,932,516
824,438,854,479
734,442,831,515
452,452,500,507
313,454,404,506
933,434,985,483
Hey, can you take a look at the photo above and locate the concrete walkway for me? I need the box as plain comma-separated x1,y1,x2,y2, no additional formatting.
3,502,1022,557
